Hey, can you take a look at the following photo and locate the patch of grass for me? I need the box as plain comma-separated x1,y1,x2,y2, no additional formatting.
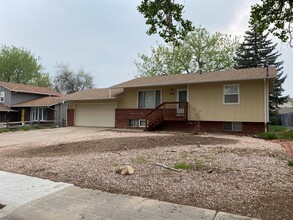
278,130,293,139
288,160,293,166
259,132,278,140
17,126,31,131
0,128,9,133
269,125,287,132
174,162,193,170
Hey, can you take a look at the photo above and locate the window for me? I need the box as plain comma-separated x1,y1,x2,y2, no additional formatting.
0,91,4,102
31,107,48,121
138,90,161,108
139,119,146,127
223,122,242,132
224,85,239,104
128,119,138,127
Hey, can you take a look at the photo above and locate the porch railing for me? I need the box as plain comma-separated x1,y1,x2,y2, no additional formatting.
145,102,188,131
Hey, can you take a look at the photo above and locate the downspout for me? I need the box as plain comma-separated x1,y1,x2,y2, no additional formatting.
264,65,269,132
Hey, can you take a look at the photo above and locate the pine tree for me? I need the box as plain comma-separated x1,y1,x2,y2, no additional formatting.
234,22,289,124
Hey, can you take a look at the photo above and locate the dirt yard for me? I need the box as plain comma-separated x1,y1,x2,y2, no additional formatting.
0,130,292,220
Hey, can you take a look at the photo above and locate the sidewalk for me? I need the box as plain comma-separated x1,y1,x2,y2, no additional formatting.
0,171,259,220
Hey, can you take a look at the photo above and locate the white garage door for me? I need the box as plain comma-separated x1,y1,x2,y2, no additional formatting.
75,103,116,127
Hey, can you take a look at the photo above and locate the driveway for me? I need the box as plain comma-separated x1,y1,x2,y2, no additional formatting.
0,127,108,148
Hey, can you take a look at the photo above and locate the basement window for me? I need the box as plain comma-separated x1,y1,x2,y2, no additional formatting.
139,119,146,127
0,91,4,102
128,119,138,127
223,122,242,132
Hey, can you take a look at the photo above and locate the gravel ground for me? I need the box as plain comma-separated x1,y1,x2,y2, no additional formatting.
0,129,292,220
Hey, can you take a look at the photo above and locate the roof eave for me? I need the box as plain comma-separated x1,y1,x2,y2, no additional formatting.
66,97,118,101
113,76,276,89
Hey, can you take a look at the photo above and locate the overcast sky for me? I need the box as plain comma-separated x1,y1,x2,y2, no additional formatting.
0,0,292,97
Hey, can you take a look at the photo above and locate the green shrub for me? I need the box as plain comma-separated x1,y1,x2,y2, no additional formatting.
288,160,293,166
259,132,278,140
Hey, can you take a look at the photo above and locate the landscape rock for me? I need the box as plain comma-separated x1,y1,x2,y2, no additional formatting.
116,166,134,175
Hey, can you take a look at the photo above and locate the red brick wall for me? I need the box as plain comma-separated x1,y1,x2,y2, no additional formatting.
67,109,74,126
155,121,265,135
242,122,265,134
115,109,265,134
115,109,152,128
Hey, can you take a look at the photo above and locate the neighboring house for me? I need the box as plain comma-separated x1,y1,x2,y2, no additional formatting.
0,81,66,125
279,97,293,108
66,67,276,134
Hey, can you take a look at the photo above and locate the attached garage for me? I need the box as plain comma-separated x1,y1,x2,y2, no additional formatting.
75,103,116,127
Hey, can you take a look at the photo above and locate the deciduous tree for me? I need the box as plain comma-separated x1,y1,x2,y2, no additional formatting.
251,0,293,46
135,28,239,76
137,0,194,44
0,45,50,87
53,63,94,94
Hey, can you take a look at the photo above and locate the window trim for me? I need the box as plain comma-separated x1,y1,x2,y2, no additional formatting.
0,91,4,102
223,84,240,105
137,89,162,109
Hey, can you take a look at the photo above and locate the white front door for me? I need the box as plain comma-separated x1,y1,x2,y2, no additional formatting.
177,89,187,114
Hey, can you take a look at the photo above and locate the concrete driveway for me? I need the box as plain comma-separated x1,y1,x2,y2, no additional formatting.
0,127,108,148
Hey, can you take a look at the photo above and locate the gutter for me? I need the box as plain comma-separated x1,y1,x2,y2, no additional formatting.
264,65,269,132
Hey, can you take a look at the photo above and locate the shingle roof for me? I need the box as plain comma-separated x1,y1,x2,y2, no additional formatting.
0,81,61,96
112,67,277,88
64,88,124,101
0,103,15,112
12,97,65,107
